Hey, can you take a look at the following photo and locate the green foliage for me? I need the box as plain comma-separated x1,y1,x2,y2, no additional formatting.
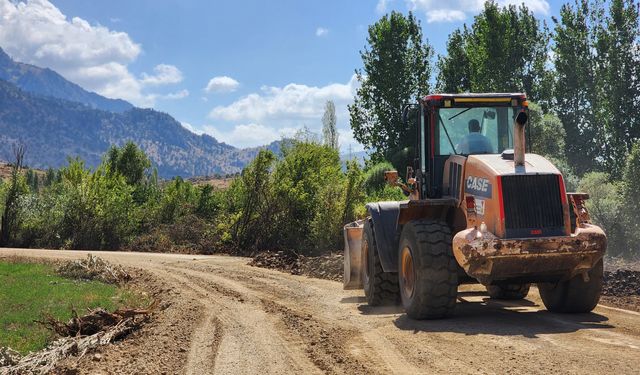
322,100,339,150
622,142,640,254
155,177,198,224
553,0,640,177
595,0,640,178
270,142,344,254
437,2,552,105
229,150,276,250
528,102,566,161
349,11,433,167
106,141,151,186
363,161,395,194
0,261,146,354
343,160,365,224
552,0,600,175
579,172,627,256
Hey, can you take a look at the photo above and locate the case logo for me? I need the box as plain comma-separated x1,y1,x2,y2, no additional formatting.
465,176,492,198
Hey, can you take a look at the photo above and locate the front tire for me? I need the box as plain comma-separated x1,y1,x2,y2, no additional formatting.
487,283,530,300
398,219,458,319
538,259,603,313
361,218,399,306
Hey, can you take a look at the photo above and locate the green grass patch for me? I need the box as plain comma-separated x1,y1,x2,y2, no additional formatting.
0,261,146,355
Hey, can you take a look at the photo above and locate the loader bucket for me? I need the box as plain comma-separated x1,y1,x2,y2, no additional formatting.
343,220,364,290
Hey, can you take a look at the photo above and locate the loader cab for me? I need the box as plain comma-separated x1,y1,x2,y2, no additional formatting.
412,93,529,199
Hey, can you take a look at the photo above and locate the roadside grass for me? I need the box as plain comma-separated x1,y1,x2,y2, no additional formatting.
0,261,146,355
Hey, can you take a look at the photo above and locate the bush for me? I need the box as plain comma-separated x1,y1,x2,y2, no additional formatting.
578,172,627,256
362,161,394,194
622,142,640,256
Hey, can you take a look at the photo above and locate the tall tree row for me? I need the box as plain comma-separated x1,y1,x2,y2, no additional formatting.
595,0,640,178
437,2,552,106
552,0,599,175
435,0,640,177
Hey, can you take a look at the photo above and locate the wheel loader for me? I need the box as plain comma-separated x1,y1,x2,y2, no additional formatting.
343,93,606,319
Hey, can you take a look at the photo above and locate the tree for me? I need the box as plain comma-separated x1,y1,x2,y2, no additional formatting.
106,142,151,186
349,11,433,167
436,29,471,93
594,0,640,178
528,102,566,161
322,100,339,150
579,172,627,256
622,141,640,254
437,2,552,105
0,145,27,246
552,0,600,175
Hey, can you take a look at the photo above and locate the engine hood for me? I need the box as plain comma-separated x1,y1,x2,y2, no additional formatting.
467,153,561,176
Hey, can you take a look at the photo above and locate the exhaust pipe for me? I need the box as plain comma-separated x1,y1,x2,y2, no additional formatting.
514,111,528,166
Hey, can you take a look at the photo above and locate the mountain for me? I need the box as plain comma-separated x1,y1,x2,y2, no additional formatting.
0,48,132,113
0,79,264,177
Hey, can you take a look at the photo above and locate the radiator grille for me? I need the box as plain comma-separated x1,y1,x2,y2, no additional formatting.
501,174,565,238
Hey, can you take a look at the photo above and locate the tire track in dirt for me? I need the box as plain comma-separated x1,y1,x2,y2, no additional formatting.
4,250,640,375
168,262,426,374
162,267,322,374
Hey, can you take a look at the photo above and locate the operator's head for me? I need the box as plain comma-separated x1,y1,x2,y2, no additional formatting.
468,119,481,133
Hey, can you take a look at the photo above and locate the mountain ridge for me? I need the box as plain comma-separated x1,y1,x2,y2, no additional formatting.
0,47,133,113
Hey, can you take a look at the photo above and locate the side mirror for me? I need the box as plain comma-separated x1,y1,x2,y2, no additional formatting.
401,104,418,126
516,111,528,126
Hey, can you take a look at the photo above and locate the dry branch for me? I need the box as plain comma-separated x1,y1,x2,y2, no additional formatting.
56,254,131,284
1,301,157,375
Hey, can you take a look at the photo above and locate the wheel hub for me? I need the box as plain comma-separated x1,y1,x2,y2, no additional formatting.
400,246,415,298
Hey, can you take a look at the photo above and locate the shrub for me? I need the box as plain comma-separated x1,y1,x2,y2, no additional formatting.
578,172,627,256
362,161,394,194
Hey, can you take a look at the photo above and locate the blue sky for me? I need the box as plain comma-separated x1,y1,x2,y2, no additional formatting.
0,0,561,150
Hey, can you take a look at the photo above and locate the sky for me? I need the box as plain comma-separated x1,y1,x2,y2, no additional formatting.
0,0,562,151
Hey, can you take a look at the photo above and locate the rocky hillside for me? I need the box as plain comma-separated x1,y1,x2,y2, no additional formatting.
0,48,132,113
0,79,266,177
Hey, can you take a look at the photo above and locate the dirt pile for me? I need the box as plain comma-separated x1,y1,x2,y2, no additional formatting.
603,269,640,296
57,254,131,284
249,251,343,281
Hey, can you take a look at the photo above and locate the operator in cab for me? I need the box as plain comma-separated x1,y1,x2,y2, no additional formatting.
457,119,493,155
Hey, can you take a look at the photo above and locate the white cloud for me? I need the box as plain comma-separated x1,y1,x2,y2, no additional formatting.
209,75,359,122
161,89,189,100
315,27,329,37
140,64,183,86
0,0,185,107
376,0,392,14
202,123,298,148
205,75,363,152
205,76,240,93
181,121,203,135
426,9,466,23
406,0,550,23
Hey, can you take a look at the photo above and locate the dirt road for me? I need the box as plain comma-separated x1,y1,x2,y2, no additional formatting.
2,249,639,374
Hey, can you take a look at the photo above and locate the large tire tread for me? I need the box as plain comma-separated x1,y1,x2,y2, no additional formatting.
363,218,399,306
399,220,458,319
538,259,603,313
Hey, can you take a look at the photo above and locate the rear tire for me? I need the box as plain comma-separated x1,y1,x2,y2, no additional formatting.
538,259,603,313
398,219,458,319
361,218,399,306
487,283,530,300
